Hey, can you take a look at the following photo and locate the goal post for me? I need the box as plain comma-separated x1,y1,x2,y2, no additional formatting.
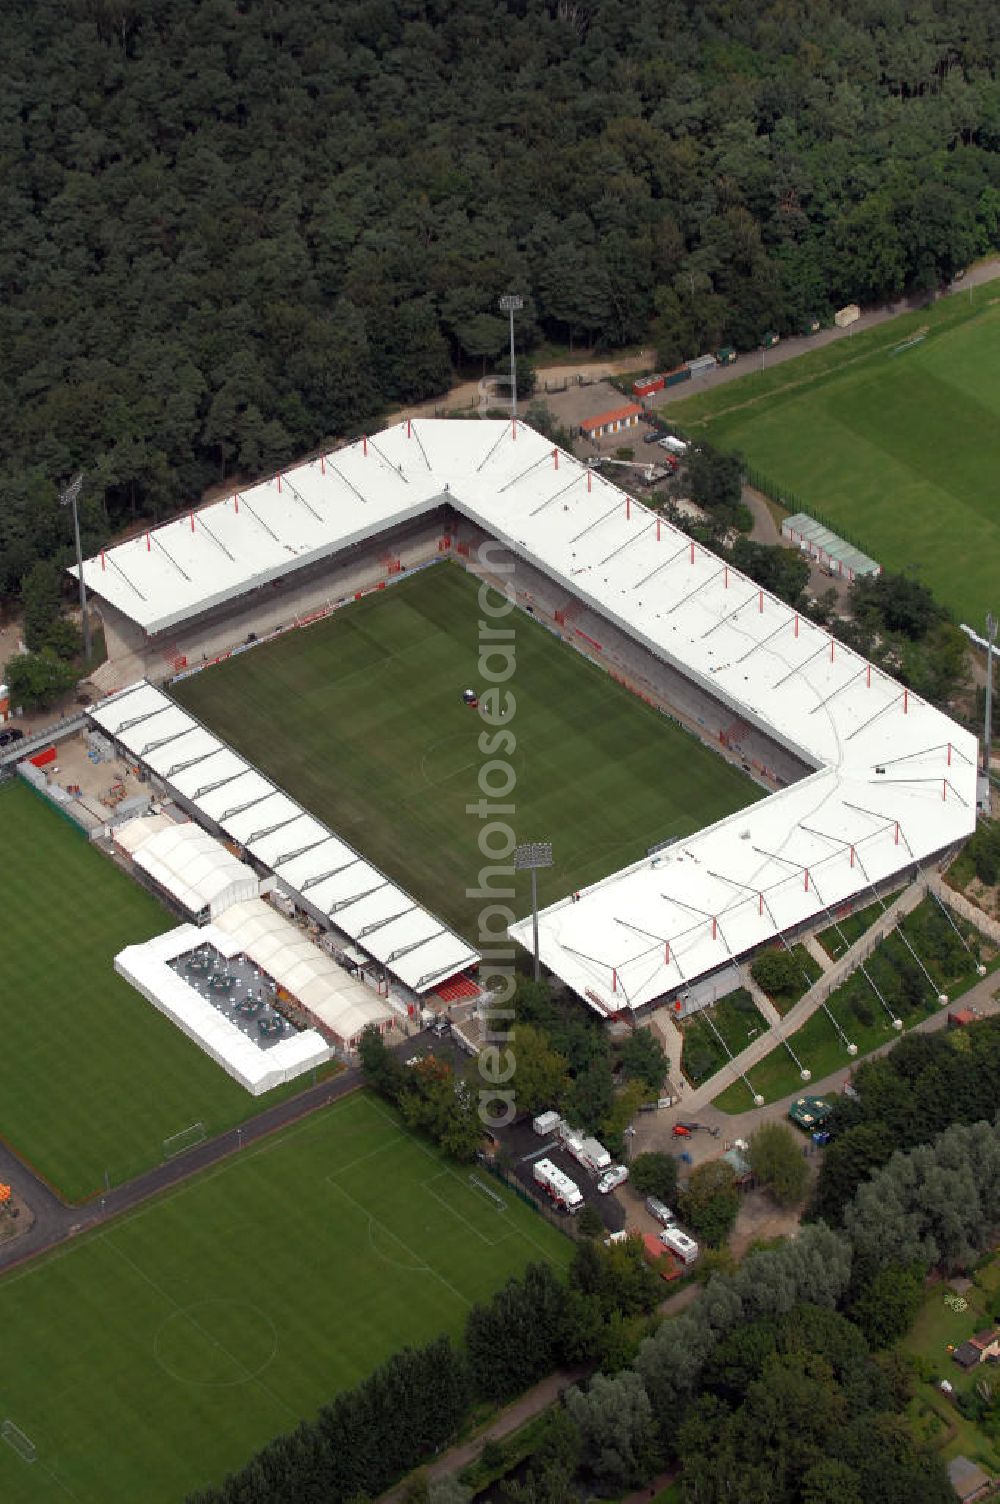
162,1121,207,1159
2,1420,37,1463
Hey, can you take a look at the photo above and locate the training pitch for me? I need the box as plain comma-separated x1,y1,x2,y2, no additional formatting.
672,296,1000,627
0,780,319,1202
0,1091,569,1504
172,562,760,939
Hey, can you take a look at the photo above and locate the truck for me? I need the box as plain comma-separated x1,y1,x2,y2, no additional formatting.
532,1158,583,1213
532,1109,562,1136
660,1226,699,1264
762,330,780,350
559,1124,612,1174
657,435,689,456
715,345,737,365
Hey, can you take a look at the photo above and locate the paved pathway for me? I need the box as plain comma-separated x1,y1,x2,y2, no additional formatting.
636,967,1000,1163
802,934,834,974
676,881,927,1114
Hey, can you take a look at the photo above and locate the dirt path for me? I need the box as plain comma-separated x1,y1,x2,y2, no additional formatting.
380,1368,590,1503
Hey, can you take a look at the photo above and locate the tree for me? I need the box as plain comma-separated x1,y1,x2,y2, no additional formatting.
629,1151,679,1205
20,559,63,651
358,1024,406,1102
750,948,802,1002
678,1161,739,1247
465,1263,569,1402
577,1203,604,1239
849,1263,926,1349
510,1024,569,1118
3,649,77,710
748,1123,810,1206
619,1027,668,1092
564,1371,656,1489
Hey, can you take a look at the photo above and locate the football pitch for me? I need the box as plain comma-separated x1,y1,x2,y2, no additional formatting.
672,296,1000,627
0,780,322,1203
0,1092,569,1504
173,562,760,939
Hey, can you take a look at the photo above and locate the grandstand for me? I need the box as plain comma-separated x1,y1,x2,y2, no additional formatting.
89,681,480,1000
76,420,979,1019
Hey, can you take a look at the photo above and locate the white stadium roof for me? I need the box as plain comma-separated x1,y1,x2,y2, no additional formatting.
90,679,480,994
83,421,978,1014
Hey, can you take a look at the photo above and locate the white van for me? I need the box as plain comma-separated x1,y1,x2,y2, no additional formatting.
660,1226,699,1264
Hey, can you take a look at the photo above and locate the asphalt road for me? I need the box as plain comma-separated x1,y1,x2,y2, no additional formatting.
0,1060,368,1276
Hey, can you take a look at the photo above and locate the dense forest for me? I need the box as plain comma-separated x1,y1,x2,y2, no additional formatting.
5,0,1000,599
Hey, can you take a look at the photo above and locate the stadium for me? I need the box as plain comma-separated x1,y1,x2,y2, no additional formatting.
72,417,978,1043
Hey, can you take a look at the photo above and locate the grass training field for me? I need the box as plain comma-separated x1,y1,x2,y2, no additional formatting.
173,563,760,938
671,294,1000,626
0,780,325,1202
0,1091,569,1504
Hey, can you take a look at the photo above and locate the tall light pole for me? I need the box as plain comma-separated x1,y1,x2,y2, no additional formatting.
499,294,523,419
985,612,998,777
514,841,553,981
60,473,91,661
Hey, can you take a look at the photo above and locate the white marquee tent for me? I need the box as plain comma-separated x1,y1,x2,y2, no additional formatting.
114,814,259,918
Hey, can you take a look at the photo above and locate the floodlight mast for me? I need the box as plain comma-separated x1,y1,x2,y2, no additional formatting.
60,472,91,661
499,295,523,420
514,840,553,981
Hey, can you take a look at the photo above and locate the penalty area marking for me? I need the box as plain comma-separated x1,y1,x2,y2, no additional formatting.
421,1172,513,1250
326,1178,472,1306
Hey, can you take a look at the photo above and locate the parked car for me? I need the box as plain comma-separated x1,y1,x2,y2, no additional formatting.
0,729,24,747
645,1196,673,1226
672,1124,692,1138
597,1164,629,1195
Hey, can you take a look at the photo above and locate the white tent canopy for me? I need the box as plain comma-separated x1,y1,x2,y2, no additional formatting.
115,924,332,1095
114,815,259,919
212,900,392,1046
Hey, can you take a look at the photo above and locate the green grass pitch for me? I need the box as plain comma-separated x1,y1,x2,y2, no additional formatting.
0,1092,570,1504
0,780,322,1203
671,296,1000,627
172,562,760,939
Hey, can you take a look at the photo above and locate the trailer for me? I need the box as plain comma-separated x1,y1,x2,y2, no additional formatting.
688,353,715,375
532,1109,562,1136
633,374,665,399
660,1226,699,1264
532,1157,583,1213
559,1124,612,1173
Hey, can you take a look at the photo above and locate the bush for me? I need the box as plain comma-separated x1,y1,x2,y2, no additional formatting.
3,648,77,709
630,1151,679,1204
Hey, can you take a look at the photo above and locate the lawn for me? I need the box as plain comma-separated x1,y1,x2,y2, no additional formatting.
900,1256,1000,1473
679,988,766,1087
713,898,988,1112
0,1091,570,1504
815,891,904,960
0,780,325,1202
172,563,760,940
670,294,1000,626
